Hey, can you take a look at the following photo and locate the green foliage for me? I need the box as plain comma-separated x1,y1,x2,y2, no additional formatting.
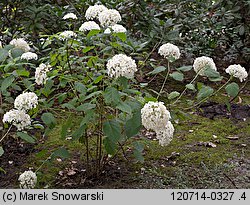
17,132,36,144
225,82,239,98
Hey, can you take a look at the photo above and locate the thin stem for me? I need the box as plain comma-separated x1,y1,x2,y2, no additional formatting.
35,153,53,173
157,60,170,100
185,77,232,110
0,125,13,143
172,71,200,105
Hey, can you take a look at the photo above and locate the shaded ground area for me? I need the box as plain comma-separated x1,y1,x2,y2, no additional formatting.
0,99,249,188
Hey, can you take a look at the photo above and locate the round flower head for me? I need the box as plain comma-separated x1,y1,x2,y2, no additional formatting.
156,121,174,146
63,13,77,20
225,64,248,82
10,38,30,52
107,54,137,79
98,9,121,27
3,109,31,130
104,24,127,34
85,5,108,20
158,43,180,61
14,92,38,111
141,101,171,131
20,52,38,60
193,56,217,76
19,170,37,189
79,21,100,32
59,31,77,40
35,63,52,86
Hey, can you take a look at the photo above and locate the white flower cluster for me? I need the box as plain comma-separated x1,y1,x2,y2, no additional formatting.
18,170,37,189
59,31,77,40
3,92,38,130
141,101,171,131
141,101,174,146
35,63,52,85
193,56,217,76
10,38,30,52
20,52,38,60
104,24,127,34
3,109,31,130
85,5,108,20
225,64,248,82
107,54,137,79
158,43,180,61
98,9,121,27
79,21,100,32
156,121,175,146
63,13,77,20
14,92,38,111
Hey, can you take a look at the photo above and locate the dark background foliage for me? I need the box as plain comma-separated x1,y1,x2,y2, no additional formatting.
0,0,249,67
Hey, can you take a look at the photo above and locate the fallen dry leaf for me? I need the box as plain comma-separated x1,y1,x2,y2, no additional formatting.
226,136,239,140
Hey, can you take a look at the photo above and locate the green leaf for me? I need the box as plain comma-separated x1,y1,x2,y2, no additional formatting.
170,72,184,81
225,82,239,98
93,75,104,84
82,46,95,53
17,132,36,143
103,120,121,143
168,91,180,100
61,118,72,139
103,137,117,155
53,147,70,159
1,75,15,92
0,167,6,174
148,66,166,75
133,141,144,163
41,112,56,129
104,87,120,106
16,69,30,77
87,29,100,38
74,82,87,95
204,68,221,79
176,66,192,72
116,102,132,114
0,146,4,157
10,48,24,58
76,103,96,112
114,32,127,42
72,125,87,140
197,85,214,101
125,110,142,138
186,83,196,91
0,48,9,62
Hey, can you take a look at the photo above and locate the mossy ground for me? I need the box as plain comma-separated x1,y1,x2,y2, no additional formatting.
21,103,249,188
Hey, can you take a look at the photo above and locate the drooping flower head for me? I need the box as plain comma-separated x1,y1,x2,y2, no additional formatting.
3,109,31,130
63,13,77,20
107,54,137,79
141,101,171,131
18,170,37,189
79,21,100,32
85,5,108,20
35,63,52,86
104,24,127,34
10,38,31,52
59,31,77,40
193,56,217,76
98,9,121,27
20,52,38,60
14,92,38,111
156,121,174,146
158,43,180,61
225,64,248,82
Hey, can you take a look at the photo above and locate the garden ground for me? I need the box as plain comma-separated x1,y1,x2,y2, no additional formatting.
1,82,249,188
